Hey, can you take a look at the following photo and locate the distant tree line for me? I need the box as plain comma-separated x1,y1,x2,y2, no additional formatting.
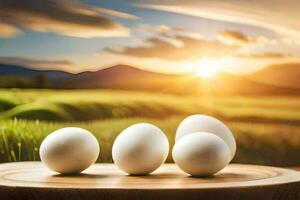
0,74,50,88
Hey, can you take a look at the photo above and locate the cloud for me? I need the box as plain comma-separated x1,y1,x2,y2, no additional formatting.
220,52,300,75
0,0,132,38
106,34,237,61
135,0,300,38
94,7,139,20
281,37,300,45
236,52,291,59
0,56,74,71
217,30,268,46
137,24,202,39
138,24,184,33
136,24,204,47
106,26,274,61
0,22,21,38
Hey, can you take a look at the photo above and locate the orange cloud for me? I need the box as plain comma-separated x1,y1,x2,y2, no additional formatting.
0,0,131,38
236,52,291,59
137,24,202,39
217,30,268,46
106,34,237,60
94,7,139,20
136,1,300,38
0,22,21,38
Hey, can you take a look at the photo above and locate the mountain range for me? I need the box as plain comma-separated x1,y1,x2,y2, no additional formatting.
1,62,300,95
248,63,300,89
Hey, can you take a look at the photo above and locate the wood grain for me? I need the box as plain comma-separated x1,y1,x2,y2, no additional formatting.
0,162,299,200
289,167,300,172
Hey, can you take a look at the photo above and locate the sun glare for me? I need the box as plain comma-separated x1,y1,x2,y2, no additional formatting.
196,59,220,78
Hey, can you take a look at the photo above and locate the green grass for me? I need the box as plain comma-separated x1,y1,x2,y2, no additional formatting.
0,89,193,121
1,117,299,166
2,89,300,123
0,89,300,166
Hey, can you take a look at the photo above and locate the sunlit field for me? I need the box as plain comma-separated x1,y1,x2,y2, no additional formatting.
0,89,300,166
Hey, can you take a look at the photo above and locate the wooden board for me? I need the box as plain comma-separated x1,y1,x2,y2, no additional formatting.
289,167,300,172
0,162,299,200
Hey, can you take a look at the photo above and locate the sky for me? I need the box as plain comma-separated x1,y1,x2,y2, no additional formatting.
0,0,300,75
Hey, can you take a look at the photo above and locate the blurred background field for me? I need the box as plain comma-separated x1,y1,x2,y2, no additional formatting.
0,89,299,166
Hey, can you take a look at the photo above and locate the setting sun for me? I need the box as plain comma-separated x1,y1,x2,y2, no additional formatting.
196,59,221,78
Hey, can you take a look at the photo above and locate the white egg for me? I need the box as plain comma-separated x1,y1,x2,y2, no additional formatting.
112,123,169,175
173,132,231,176
176,114,236,159
39,127,100,174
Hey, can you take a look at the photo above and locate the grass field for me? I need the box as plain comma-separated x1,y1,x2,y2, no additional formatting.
0,89,300,166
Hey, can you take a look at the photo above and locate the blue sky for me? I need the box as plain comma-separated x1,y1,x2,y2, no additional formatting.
0,0,299,75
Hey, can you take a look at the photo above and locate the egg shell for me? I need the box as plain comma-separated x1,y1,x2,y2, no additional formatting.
112,123,169,175
175,114,236,159
39,127,100,174
172,132,231,176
